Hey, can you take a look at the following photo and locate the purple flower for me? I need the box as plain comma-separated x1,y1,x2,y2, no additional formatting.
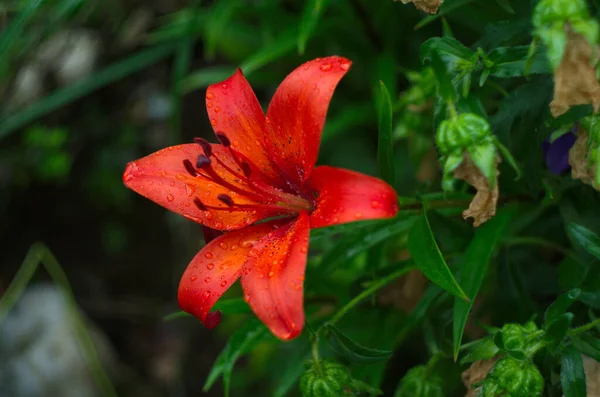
542,131,577,174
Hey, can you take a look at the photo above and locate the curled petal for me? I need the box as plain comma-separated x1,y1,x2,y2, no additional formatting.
123,144,280,230
178,221,287,328
206,69,286,188
265,56,351,188
241,212,310,340
308,166,399,228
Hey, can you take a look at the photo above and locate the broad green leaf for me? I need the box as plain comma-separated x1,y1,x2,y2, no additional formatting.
319,217,416,273
0,44,177,138
298,0,329,54
561,346,587,397
421,37,475,74
569,223,600,260
545,289,581,329
325,324,393,363
408,211,468,300
428,50,457,103
543,313,573,351
572,333,600,362
240,27,298,75
487,46,552,78
460,337,500,364
453,209,514,360
376,81,395,186
203,318,270,397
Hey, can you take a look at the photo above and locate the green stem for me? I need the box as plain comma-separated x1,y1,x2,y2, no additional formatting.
569,318,600,336
322,263,416,330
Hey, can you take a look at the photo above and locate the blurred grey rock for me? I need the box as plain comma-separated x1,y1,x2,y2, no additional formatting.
0,284,116,397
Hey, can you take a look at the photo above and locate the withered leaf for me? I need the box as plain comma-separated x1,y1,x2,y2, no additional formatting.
550,28,600,117
569,126,600,190
454,153,501,227
462,358,499,397
396,0,443,14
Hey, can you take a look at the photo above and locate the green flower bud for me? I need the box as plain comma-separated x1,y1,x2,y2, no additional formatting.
394,366,444,397
481,357,544,397
500,324,526,351
300,360,356,397
533,0,590,28
435,113,492,156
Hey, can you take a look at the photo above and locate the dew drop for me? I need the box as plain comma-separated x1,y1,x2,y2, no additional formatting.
320,63,332,71
124,173,133,182
214,106,221,113
240,240,253,248
268,271,275,278
220,280,228,287
203,291,211,298
185,184,195,197
207,103,213,108
219,242,228,250
214,221,223,229
166,194,174,202
371,200,380,209
206,263,215,270
230,245,238,250
340,61,350,70
204,277,211,283
190,276,197,282
355,212,363,219
300,247,307,253
205,252,213,259
206,93,214,100
175,174,186,181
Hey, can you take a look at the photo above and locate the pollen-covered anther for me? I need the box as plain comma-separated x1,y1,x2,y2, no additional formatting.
216,133,231,147
194,137,213,157
197,155,212,168
183,159,198,176
217,194,235,207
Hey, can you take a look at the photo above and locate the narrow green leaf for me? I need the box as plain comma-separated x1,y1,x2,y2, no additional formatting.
561,345,587,397
495,0,515,14
487,46,551,78
204,0,243,60
325,324,393,363
545,289,581,329
569,223,600,260
460,337,500,364
376,81,395,186
298,0,329,54
572,333,600,362
240,27,298,75
319,217,416,273
408,211,468,300
203,318,269,396
0,0,43,60
421,37,475,74
0,44,177,138
453,209,514,360
163,311,191,321
428,50,457,103
543,313,573,351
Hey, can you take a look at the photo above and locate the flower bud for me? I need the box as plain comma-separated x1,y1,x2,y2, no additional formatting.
435,113,492,156
481,357,544,397
394,366,444,397
500,324,527,351
300,360,356,397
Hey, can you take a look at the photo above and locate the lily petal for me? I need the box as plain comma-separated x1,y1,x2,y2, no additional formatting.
264,56,351,188
206,69,286,188
178,220,287,328
123,144,280,230
308,166,399,228
241,211,310,340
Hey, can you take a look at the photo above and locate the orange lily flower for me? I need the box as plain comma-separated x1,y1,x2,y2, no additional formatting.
122,56,398,340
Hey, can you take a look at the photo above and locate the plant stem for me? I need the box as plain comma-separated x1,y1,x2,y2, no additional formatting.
322,263,416,331
569,318,600,336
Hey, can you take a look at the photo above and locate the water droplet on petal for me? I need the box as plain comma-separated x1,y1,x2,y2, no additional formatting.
340,61,350,71
190,276,197,282
205,252,213,259
355,212,363,219
219,242,228,250
206,93,214,100
300,247,307,253
214,106,221,113
320,63,332,71
220,280,228,287
207,263,215,270
204,277,211,283
268,271,275,278
371,201,380,209
166,194,174,202
203,291,211,298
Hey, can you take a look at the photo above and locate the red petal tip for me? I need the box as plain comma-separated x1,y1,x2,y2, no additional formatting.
204,311,222,329
122,161,139,186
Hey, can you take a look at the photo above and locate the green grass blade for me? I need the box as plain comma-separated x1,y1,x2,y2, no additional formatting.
298,0,329,55
375,80,395,186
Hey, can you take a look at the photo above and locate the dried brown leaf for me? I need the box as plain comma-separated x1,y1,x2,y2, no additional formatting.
462,357,499,397
551,28,600,117
453,153,500,227
396,0,443,14
569,126,600,190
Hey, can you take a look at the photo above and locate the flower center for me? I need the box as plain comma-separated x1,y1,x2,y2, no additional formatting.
183,135,313,215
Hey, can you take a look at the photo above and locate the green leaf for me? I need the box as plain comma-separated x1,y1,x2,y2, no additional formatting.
298,0,329,55
421,37,475,74
561,345,587,397
543,313,573,351
495,0,515,13
415,0,479,29
545,289,581,329
467,142,497,188
319,217,416,273
568,223,600,260
240,27,298,75
376,81,395,186
487,46,552,78
408,211,468,300
428,50,457,103
453,209,514,360
203,318,270,397
460,336,500,364
0,44,177,139
204,0,243,60
0,0,42,60
492,331,527,360
572,333,600,362
324,324,393,363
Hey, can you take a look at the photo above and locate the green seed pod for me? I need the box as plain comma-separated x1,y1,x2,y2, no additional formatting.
481,357,544,397
435,113,492,156
300,360,356,397
394,366,444,397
